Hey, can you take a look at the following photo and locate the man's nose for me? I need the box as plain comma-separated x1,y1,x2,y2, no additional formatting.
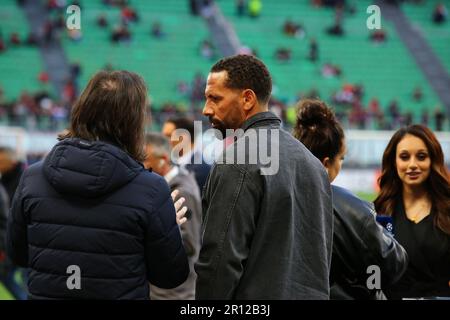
203,104,212,116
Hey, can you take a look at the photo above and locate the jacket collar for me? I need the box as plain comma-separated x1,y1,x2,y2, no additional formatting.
241,111,281,131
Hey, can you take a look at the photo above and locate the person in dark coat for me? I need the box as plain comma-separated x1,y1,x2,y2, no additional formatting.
293,99,408,299
196,54,333,299
6,70,189,299
144,133,202,300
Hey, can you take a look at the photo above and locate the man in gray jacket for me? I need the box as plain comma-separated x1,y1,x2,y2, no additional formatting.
144,133,202,300
196,54,333,299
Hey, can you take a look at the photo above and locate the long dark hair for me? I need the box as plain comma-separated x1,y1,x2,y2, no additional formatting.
60,70,148,162
374,124,450,235
293,99,344,162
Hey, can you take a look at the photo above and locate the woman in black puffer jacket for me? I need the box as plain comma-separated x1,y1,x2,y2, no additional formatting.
6,70,189,299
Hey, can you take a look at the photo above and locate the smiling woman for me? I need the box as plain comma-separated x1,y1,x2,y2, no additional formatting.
374,124,450,299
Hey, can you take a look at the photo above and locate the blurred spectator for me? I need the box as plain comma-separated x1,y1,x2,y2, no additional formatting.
412,86,423,102
236,0,246,17
121,6,139,24
368,98,383,128
200,40,214,60
326,22,344,36
104,62,114,71
308,38,319,62
25,33,38,46
332,84,356,105
43,20,55,44
432,3,447,24
111,24,131,43
388,100,401,127
46,0,65,11
420,109,429,126
0,37,5,53
403,111,413,126
349,99,367,129
190,73,206,106
275,47,291,62
322,63,341,78
248,0,262,18
353,84,364,100
177,81,190,96
151,21,165,39
9,33,21,46
434,108,445,131
70,62,81,80
283,19,305,38
62,80,77,103
53,13,65,30
199,0,215,18
38,71,50,84
97,14,108,28
370,29,387,43
189,0,200,16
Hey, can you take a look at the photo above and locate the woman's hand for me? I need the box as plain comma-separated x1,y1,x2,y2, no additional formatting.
171,189,188,226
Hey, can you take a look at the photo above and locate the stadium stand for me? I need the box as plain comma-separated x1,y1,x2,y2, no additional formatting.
402,0,450,73
61,0,213,109
0,0,48,101
217,0,444,126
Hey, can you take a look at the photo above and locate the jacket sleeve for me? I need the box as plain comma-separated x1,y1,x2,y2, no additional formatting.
195,164,263,299
6,172,28,267
362,208,408,288
145,178,189,289
332,185,408,288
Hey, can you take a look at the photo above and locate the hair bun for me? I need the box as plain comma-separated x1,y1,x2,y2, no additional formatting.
297,99,334,129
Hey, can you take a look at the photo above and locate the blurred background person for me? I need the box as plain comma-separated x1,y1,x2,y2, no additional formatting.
0,147,26,203
374,124,450,299
294,99,408,299
144,133,201,300
162,117,211,192
0,147,27,300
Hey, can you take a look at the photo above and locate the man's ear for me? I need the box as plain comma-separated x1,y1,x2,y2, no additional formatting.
242,89,257,111
162,153,170,165
322,157,330,169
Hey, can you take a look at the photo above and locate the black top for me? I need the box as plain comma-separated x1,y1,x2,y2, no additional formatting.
386,200,450,299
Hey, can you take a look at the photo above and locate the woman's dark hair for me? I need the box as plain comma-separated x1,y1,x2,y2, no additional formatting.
60,70,148,162
374,124,450,235
293,99,345,163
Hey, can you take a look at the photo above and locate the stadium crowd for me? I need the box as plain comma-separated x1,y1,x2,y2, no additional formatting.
0,54,449,300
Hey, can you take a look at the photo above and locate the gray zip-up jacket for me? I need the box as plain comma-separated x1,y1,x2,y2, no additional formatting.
195,112,333,299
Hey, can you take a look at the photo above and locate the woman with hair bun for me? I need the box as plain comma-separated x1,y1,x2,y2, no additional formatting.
294,99,408,299
374,124,450,299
